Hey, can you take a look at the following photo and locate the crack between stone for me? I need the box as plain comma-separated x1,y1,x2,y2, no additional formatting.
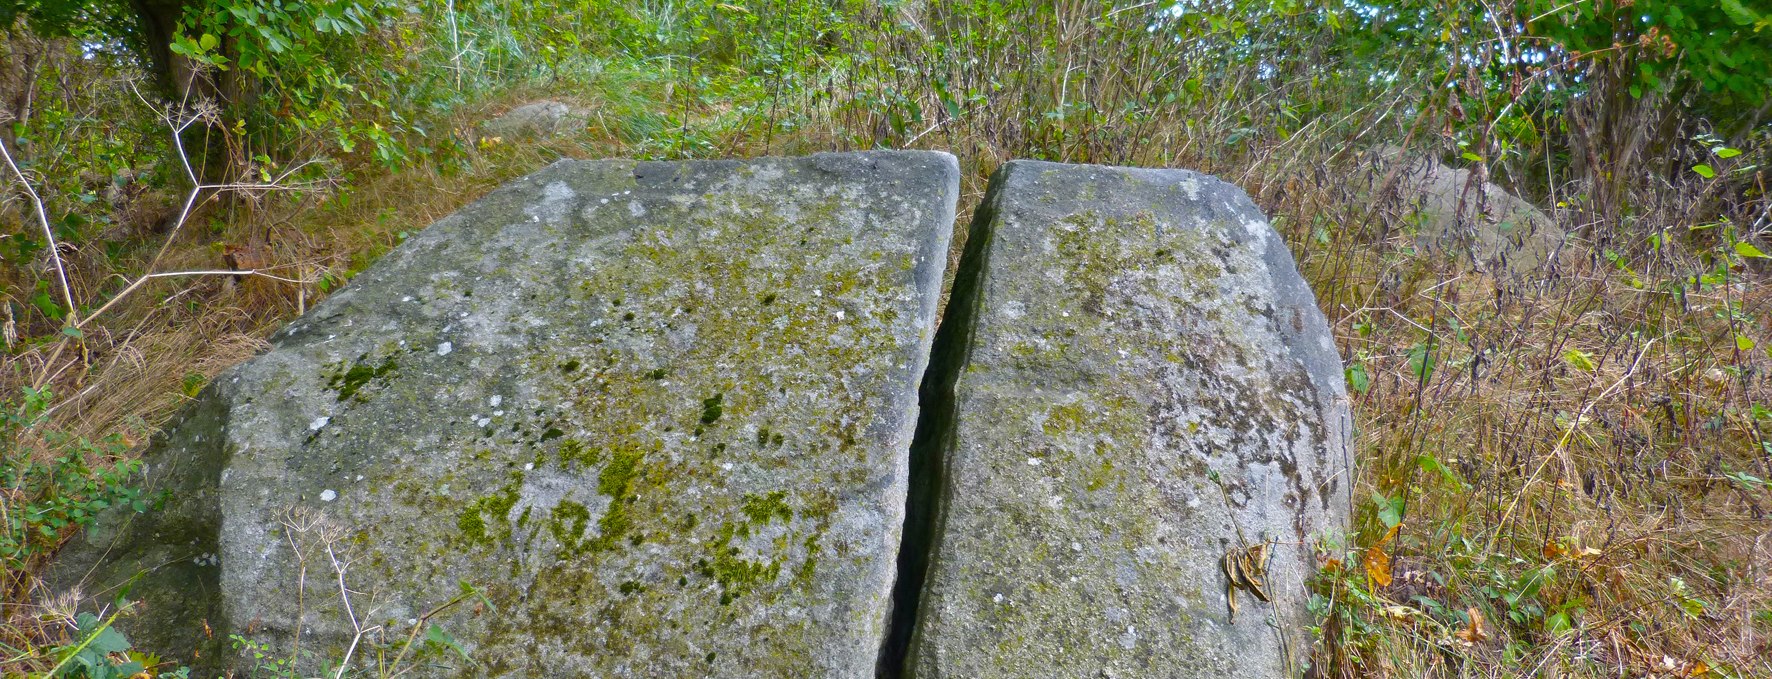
876,179,1002,679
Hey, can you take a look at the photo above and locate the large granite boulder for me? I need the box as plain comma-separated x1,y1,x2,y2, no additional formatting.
480,100,586,139
898,161,1351,678
51,152,959,677
1370,145,1566,278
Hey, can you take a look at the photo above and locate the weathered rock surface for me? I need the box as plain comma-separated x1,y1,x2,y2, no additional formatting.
52,152,959,677
902,161,1351,678
1372,145,1566,277
480,100,585,138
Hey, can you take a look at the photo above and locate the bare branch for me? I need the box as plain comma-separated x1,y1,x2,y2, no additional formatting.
79,268,314,328
0,137,79,326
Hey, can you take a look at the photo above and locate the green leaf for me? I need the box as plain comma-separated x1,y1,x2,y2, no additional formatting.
88,626,130,655
1562,348,1597,373
1725,470,1768,490
1416,454,1466,489
1460,151,1482,163
1716,147,1742,159
1544,610,1572,635
425,624,472,661
1692,164,1716,179
1734,242,1769,258
1720,0,1760,25
61,326,83,338
1371,492,1404,528
1736,334,1756,351
199,33,219,51
1346,363,1371,394
1407,343,1436,382
31,291,65,320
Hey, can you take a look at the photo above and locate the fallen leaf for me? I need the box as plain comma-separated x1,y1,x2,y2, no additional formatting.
1364,524,1399,588
1226,583,1239,620
1381,604,1417,620
1543,539,1568,560
1686,660,1711,677
1453,606,1489,644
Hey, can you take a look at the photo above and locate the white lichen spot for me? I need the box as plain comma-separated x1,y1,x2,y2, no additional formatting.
490,394,503,407
437,341,453,356
1027,457,1041,467
1181,177,1202,200
542,181,575,203
1071,541,1082,552
993,593,1004,603
309,416,330,431
629,201,646,218
1243,218,1268,240
320,489,337,502
476,417,492,428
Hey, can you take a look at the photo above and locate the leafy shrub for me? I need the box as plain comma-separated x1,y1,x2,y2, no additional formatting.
0,387,146,582
46,608,190,679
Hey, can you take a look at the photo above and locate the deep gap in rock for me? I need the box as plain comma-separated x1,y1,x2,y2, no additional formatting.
876,184,1000,679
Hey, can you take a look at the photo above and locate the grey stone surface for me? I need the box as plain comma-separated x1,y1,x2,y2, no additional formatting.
51,151,959,677
1373,145,1566,277
480,100,584,138
905,161,1351,678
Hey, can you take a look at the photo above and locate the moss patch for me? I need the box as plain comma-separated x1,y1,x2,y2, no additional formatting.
326,355,399,402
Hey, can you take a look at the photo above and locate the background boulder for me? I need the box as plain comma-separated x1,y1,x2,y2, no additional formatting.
1369,145,1567,278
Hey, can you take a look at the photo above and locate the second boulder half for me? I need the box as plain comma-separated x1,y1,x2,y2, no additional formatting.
899,161,1352,678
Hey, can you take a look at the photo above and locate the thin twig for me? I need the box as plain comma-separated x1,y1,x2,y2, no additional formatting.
0,137,78,326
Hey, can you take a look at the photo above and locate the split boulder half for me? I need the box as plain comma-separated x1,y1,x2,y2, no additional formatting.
50,152,959,677
898,161,1352,678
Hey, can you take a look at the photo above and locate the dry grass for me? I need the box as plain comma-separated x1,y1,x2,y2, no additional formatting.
1267,157,1772,676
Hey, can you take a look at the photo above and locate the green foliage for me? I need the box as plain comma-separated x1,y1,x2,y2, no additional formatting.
0,388,147,575
1524,0,1772,109
172,0,409,163
45,606,190,678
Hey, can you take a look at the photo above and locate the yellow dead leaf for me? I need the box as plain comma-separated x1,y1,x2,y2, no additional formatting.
1543,539,1568,560
1454,606,1489,644
1363,524,1398,588
1686,660,1711,677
